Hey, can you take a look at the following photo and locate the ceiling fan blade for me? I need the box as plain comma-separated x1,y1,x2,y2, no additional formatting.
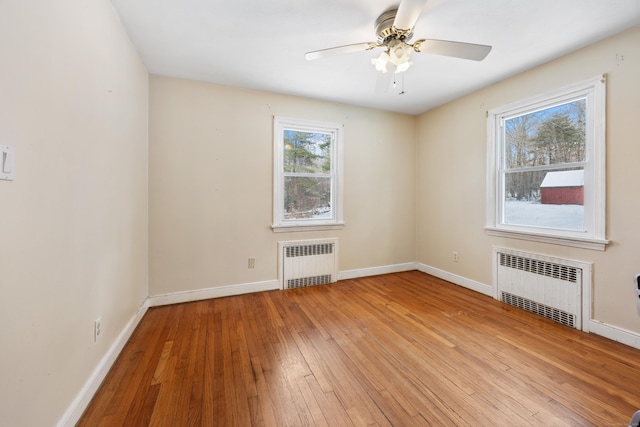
393,0,429,31
413,39,492,61
305,42,379,61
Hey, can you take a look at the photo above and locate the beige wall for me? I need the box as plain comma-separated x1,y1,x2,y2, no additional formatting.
417,26,640,333
149,76,416,296
0,0,149,425
1,0,638,423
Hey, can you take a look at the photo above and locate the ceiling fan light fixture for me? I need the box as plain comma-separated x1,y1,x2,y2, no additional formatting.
388,40,411,62
372,40,413,74
395,61,413,73
371,51,391,73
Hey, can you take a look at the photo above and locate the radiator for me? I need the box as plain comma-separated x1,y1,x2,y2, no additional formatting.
494,248,587,329
279,239,338,290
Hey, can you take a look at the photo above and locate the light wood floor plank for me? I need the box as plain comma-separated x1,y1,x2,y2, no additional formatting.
77,271,640,426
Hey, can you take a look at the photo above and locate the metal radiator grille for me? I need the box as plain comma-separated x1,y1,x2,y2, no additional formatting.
499,252,578,283
287,275,332,289
501,291,575,328
285,243,334,258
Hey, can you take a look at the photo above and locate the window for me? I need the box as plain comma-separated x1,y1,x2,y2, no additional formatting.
272,117,344,232
486,75,608,250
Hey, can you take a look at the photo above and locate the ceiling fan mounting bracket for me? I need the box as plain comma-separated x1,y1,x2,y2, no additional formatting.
375,9,413,45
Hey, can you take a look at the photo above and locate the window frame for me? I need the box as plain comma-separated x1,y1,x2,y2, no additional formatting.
485,75,609,250
272,116,344,232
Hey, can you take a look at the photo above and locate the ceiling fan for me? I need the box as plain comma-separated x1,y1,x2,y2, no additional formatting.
304,0,492,75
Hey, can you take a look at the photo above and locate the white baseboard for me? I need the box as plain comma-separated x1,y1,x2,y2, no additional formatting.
587,319,640,350
148,279,280,307
337,262,418,281
58,298,150,427
417,263,494,296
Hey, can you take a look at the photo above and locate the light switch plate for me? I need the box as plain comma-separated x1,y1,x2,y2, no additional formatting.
0,145,15,180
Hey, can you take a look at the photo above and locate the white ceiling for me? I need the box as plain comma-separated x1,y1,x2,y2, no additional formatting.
110,0,640,115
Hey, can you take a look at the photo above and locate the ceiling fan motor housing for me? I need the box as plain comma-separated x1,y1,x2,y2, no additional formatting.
375,9,414,45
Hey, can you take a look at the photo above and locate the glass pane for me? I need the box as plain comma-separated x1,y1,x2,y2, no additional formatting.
283,130,331,174
284,176,331,220
504,99,586,169
503,168,584,230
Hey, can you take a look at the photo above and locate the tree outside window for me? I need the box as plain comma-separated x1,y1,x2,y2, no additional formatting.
283,130,332,219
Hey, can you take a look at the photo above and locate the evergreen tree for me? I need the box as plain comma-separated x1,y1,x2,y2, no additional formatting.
503,100,585,202
283,131,331,218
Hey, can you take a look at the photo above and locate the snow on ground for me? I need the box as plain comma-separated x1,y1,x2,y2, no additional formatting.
504,200,584,231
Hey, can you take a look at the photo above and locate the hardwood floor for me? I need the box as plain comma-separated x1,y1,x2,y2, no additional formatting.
78,271,640,426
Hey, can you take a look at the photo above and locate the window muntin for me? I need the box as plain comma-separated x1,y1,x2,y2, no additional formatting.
273,117,343,231
486,76,607,249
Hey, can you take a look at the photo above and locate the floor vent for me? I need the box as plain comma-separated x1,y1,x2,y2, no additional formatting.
279,239,338,290
494,248,588,330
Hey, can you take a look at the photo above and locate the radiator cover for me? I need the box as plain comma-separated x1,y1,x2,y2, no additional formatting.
279,239,338,290
494,248,587,329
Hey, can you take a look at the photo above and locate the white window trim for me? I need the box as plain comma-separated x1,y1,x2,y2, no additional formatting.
272,116,344,233
485,75,609,251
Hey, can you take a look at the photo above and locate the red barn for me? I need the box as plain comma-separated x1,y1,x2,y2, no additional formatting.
540,170,584,205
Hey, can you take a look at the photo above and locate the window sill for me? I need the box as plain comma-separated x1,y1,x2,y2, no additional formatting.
272,222,345,233
485,227,610,251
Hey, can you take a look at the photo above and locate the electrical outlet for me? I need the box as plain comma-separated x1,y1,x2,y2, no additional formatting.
94,317,102,342
248,257,256,268
452,251,459,262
